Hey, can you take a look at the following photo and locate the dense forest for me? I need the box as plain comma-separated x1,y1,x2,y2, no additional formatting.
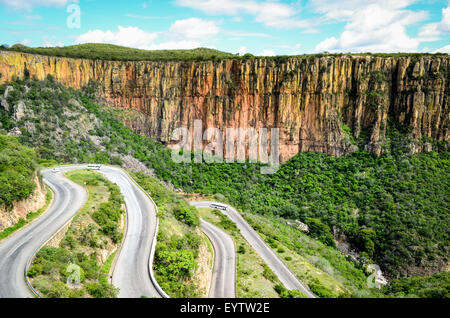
0,77,448,295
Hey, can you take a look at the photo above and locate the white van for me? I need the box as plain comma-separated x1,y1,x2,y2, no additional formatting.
87,164,102,170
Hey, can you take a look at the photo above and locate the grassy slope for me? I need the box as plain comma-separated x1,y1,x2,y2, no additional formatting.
199,207,282,298
27,170,124,298
1,77,448,296
242,211,382,297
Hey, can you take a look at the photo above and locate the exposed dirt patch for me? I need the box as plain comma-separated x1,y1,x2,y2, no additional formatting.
191,231,213,297
0,175,47,231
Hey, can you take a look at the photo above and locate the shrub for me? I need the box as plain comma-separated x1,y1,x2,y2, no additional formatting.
274,284,307,298
308,281,337,298
305,218,336,248
85,281,119,298
262,264,277,282
173,204,200,227
46,281,70,298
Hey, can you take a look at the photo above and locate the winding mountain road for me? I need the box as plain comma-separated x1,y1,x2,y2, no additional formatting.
0,165,313,299
199,218,236,298
0,167,87,298
191,201,316,298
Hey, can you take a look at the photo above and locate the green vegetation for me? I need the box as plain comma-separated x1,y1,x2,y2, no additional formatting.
168,150,448,280
274,284,308,298
1,44,447,63
383,272,450,298
0,185,52,241
2,77,448,295
242,211,380,297
0,134,38,209
2,44,236,62
28,170,124,298
130,171,206,298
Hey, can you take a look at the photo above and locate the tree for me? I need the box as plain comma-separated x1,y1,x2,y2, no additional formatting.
356,229,376,256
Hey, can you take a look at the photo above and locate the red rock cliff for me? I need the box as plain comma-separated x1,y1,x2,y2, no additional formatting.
0,51,448,161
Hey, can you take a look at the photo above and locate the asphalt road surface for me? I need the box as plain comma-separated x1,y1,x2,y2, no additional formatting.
191,201,316,298
193,208,236,298
100,166,163,298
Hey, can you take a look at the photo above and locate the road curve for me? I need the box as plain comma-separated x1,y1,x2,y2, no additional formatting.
57,165,164,298
0,165,166,298
0,168,87,298
197,218,236,298
99,166,164,298
191,201,316,298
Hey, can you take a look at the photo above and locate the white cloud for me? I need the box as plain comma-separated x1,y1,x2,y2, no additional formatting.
236,46,247,55
75,26,158,49
167,18,220,40
302,28,320,34
309,0,415,20
258,49,276,56
419,6,450,41
21,39,31,46
224,30,271,38
74,18,221,50
314,2,428,52
147,41,202,50
41,36,64,47
0,0,70,11
175,0,311,29
433,44,450,53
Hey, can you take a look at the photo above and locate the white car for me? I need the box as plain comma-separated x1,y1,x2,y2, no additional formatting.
51,168,60,173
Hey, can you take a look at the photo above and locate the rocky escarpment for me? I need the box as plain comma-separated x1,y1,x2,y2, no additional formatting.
0,51,448,161
0,175,47,232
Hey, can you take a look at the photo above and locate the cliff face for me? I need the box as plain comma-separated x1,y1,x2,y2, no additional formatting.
0,51,448,161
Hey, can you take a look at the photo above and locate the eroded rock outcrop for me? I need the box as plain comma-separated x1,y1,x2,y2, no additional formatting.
0,51,448,161
0,175,47,232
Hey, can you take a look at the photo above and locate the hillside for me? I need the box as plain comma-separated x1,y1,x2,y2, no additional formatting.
0,77,448,292
1,44,237,62
2,43,447,62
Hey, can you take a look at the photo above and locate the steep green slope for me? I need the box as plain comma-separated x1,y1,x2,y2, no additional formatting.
0,76,448,296
0,134,38,209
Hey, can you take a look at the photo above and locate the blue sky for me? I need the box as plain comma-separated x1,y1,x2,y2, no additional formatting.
0,0,449,55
